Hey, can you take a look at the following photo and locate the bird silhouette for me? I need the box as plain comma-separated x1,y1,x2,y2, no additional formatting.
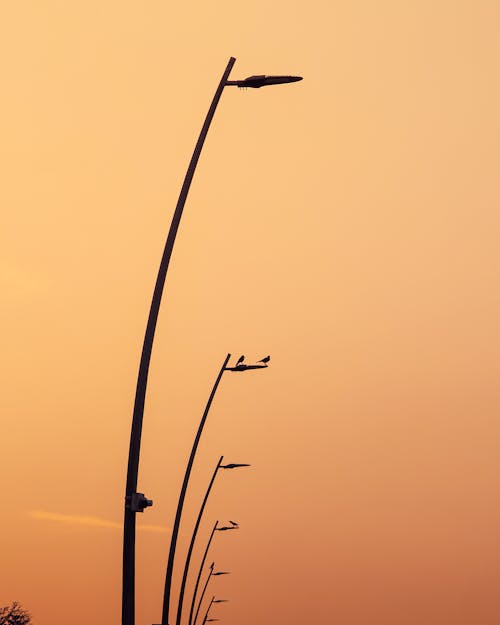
228,520,239,526
236,355,245,366
257,355,270,364
212,571,230,576
213,600,228,603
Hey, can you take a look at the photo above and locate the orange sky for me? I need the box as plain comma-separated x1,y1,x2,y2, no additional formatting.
2,2,500,624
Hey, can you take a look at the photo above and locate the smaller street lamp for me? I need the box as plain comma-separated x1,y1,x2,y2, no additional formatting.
163,353,261,625
194,578,214,625
201,597,215,625
188,521,237,625
176,458,248,625
201,596,228,625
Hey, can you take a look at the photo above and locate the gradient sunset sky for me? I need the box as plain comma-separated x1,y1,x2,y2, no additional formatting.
2,2,500,625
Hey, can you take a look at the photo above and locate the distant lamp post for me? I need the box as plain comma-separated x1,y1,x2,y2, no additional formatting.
200,597,215,625
201,596,228,625
175,458,249,625
161,354,260,625
193,553,235,625
188,523,236,625
193,576,214,625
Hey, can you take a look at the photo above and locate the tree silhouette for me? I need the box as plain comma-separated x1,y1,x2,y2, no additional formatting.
0,602,32,625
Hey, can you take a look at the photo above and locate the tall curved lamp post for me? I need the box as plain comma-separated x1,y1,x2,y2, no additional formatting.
176,459,249,625
122,56,236,625
122,53,302,625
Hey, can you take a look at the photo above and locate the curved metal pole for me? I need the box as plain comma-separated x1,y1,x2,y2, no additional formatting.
194,567,214,625
162,354,231,625
201,596,215,625
122,56,236,625
176,458,223,625
188,522,218,625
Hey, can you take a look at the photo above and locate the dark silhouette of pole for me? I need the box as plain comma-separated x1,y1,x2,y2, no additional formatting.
188,522,218,625
161,354,231,625
177,461,247,625
194,572,214,625
175,457,222,625
122,56,236,625
201,597,216,625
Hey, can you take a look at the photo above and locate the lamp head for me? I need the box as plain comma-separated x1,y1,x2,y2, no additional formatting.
220,463,251,469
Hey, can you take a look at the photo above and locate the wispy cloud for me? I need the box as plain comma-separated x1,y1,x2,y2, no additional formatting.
29,510,169,533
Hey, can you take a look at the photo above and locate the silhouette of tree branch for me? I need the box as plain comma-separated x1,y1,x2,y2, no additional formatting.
0,602,32,625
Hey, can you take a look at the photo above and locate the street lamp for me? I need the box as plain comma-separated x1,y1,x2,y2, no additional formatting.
161,354,262,625
200,596,228,625
193,576,214,625
200,596,215,625
193,565,232,625
175,458,249,625
122,54,301,625
188,523,236,625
